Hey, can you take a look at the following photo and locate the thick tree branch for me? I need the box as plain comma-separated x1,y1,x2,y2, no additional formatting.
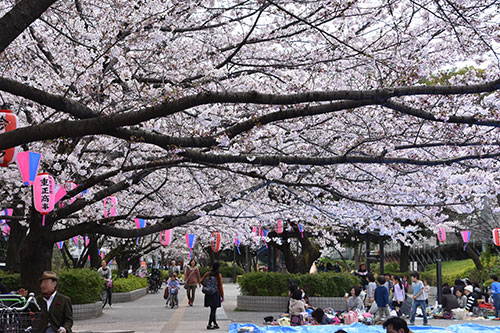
0,0,58,53
180,149,500,167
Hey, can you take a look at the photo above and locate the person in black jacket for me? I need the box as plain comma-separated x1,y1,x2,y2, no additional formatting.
0,278,9,294
441,287,459,317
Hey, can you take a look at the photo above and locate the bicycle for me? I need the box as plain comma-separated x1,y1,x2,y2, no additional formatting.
168,289,178,309
101,278,113,308
0,293,41,333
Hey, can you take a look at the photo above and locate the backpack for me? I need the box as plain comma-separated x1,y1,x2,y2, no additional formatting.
202,276,218,295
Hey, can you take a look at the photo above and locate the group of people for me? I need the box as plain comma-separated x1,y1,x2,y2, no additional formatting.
316,261,342,273
350,263,500,323
440,275,500,321
164,259,225,330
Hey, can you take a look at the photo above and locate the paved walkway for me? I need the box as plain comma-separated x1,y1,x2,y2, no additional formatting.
73,284,499,332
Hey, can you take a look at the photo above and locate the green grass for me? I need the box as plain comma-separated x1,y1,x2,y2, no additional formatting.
421,259,475,286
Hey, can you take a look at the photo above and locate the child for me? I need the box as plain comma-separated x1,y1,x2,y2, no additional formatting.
375,276,390,322
392,275,405,317
366,273,377,305
423,280,430,305
409,272,429,326
289,289,306,326
402,276,409,293
166,272,180,308
344,286,365,311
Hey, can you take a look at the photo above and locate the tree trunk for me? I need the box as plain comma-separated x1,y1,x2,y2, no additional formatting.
274,226,320,273
6,206,27,273
400,242,410,272
89,233,101,268
19,210,53,294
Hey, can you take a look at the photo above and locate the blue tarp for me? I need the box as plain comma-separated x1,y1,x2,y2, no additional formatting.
229,322,500,333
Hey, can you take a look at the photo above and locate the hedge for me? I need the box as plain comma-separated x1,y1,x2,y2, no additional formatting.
112,275,148,293
199,263,244,278
0,271,22,291
57,269,102,305
239,272,359,297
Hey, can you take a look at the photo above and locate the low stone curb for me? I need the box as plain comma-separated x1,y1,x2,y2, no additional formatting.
73,301,102,321
237,295,347,312
112,287,148,303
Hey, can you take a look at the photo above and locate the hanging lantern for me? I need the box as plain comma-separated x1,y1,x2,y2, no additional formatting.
185,234,196,259
103,195,118,218
493,228,500,247
33,173,55,226
296,223,304,238
461,230,471,251
262,230,269,248
252,226,258,239
437,227,446,242
234,237,241,255
0,209,13,224
16,151,41,185
72,236,79,247
135,218,146,245
54,184,67,205
1,224,10,240
160,229,173,246
134,218,146,229
211,232,221,252
276,219,284,234
56,241,64,250
0,110,19,167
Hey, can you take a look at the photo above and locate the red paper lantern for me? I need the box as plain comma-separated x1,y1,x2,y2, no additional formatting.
33,173,55,226
0,110,18,167
211,232,221,252
493,228,500,247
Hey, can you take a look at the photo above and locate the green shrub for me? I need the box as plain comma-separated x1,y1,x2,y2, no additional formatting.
220,263,244,278
199,262,244,278
112,275,148,293
57,269,102,305
0,271,21,291
239,272,359,297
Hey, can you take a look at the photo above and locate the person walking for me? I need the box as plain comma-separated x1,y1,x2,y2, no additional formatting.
200,262,224,330
409,272,429,326
185,258,201,306
490,274,500,321
98,260,113,307
374,276,390,323
168,260,179,277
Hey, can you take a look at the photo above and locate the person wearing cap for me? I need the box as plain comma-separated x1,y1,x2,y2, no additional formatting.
19,271,73,333
464,285,478,312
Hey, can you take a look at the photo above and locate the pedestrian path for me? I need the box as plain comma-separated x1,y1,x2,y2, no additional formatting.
73,285,233,333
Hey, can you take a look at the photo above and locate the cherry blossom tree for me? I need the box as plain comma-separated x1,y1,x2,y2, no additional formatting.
0,0,500,290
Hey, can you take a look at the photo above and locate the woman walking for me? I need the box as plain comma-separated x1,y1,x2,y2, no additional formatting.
185,258,201,306
200,262,224,330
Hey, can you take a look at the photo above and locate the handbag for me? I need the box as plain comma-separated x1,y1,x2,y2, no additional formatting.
183,268,196,290
163,286,169,300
